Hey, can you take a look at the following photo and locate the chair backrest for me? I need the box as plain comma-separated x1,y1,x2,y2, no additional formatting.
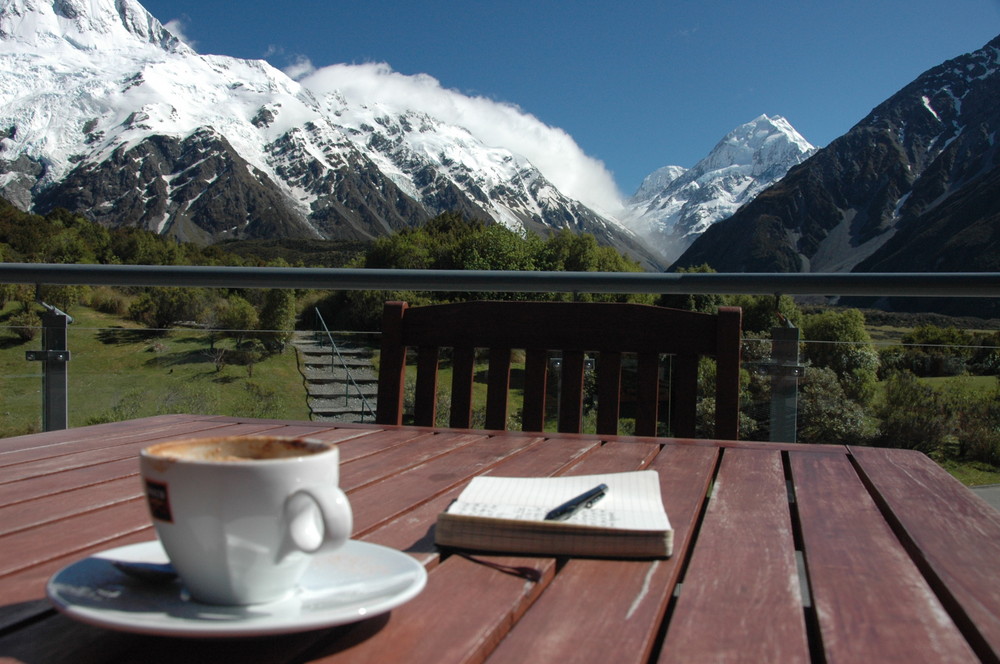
376,300,742,439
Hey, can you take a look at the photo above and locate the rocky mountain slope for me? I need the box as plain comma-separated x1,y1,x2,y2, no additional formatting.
672,34,1000,277
0,0,659,266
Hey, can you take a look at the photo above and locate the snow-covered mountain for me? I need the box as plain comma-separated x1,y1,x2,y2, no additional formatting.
673,33,1000,294
0,0,660,265
622,115,815,264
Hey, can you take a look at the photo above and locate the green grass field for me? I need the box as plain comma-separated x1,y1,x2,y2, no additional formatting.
0,304,309,437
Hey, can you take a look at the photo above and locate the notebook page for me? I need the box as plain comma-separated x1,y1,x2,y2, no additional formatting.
446,471,669,531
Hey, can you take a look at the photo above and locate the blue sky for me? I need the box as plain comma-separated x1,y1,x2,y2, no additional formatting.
141,0,999,196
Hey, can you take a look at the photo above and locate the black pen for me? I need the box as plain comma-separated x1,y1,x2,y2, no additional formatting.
544,483,609,521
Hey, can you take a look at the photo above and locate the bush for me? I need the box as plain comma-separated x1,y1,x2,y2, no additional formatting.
798,367,877,446
875,371,954,454
88,286,130,316
802,309,879,405
9,309,41,342
882,324,976,378
128,288,209,329
939,378,1000,464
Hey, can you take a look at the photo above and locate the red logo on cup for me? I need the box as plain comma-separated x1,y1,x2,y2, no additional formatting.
145,480,173,522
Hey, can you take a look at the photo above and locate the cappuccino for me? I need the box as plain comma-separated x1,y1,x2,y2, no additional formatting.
140,435,352,605
145,437,324,462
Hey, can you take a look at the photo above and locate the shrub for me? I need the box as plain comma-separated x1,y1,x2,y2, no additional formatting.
88,286,130,316
874,371,953,454
798,367,877,446
802,309,879,405
9,309,41,342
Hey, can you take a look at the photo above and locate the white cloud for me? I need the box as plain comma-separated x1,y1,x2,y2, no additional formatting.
297,62,624,213
282,56,316,81
163,18,195,49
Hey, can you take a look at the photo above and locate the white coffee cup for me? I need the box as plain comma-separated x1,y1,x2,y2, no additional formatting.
140,436,352,605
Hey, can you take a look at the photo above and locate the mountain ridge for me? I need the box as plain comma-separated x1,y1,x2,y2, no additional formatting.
672,34,1000,282
0,0,663,267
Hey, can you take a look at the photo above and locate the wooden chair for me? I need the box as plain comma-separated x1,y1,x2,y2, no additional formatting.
376,300,743,439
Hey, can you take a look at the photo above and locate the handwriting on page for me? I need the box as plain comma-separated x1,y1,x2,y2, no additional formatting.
453,502,620,526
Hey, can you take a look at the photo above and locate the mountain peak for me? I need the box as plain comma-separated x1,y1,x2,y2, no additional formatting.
0,0,191,54
622,114,816,264
700,114,814,174
632,165,687,203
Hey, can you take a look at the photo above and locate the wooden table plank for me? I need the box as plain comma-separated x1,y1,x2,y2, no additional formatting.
0,498,151,577
0,417,366,470
0,476,141,536
307,553,558,664
0,529,156,632
0,421,300,484
334,427,437,463
0,457,139,506
851,446,1000,662
339,431,492,492
790,451,978,662
657,447,809,664
0,418,234,469
485,442,719,664
0,601,337,664
0,415,193,453
347,434,546,536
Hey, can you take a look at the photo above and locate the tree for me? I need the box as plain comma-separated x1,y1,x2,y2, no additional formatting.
212,295,259,346
258,289,297,351
798,367,876,445
36,284,88,313
726,293,802,333
455,224,537,272
128,288,208,329
875,370,954,454
657,265,726,313
802,309,879,404
884,324,975,377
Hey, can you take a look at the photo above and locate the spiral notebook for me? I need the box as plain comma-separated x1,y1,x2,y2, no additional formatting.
435,471,672,558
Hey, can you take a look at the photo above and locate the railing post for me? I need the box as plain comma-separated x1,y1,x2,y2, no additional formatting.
25,309,71,431
768,326,803,443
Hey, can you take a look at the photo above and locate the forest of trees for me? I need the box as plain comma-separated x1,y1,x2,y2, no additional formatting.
2,202,999,467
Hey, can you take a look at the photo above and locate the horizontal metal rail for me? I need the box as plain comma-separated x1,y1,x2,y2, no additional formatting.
2,263,1000,297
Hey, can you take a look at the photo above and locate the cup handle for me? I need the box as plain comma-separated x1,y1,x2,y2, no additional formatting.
284,486,353,554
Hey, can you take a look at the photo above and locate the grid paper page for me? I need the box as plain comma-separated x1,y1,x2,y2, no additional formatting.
446,471,669,531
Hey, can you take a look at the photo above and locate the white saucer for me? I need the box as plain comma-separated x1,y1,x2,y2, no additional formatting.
46,539,427,638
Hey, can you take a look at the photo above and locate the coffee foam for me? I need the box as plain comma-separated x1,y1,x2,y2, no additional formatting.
146,437,328,462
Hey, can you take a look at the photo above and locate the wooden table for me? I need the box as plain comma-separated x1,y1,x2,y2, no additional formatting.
2,415,999,663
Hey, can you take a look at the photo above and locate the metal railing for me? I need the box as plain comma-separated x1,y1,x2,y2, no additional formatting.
2,263,1000,297
3,263,999,435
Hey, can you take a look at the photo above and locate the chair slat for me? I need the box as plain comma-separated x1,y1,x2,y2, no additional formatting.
414,347,440,427
635,352,660,437
673,354,699,438
596,351,622,435
522,349,548,431
450,347,476,429
714,307,743,439
485,347,512,430
375,301,408,425
558,350,585,433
